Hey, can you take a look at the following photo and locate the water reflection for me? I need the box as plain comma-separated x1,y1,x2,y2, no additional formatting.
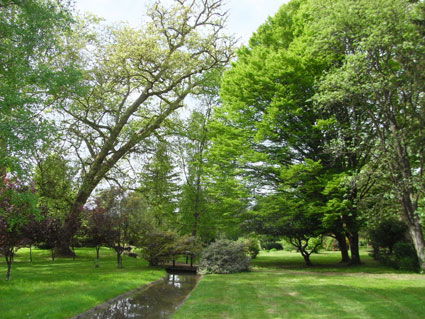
77,273,200,319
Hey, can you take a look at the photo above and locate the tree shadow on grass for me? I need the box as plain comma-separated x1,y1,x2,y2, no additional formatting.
250,251,418,275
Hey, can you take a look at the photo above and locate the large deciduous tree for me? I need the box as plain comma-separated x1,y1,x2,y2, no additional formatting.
216,0,425,269
0,0,80,175
215,0,336,258
309,0,425,272
249,160,327,266
56,0,234,254
0,0,79,270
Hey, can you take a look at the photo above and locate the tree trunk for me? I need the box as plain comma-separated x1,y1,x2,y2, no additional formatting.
192,212,199,238
96,246,100,259
6,259,11,281
56,193,89,256
57,94,185,254
114,245,124,269
117,252,122,269
386,122,425,272
5,252,13,281
344,183,361,265
29,245,32,263
371,243,380,259
407,222,425,272
348,232,361,265
335,232,350,263
401,193,425,272
191,174,202,238
301,251,313,266
51,249,55,262
56,241,74,257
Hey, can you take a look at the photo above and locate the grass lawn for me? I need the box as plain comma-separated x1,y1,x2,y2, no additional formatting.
173,250,425,319
0,247,165,319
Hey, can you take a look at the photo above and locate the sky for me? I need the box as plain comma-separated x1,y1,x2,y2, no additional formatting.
73,0,287,45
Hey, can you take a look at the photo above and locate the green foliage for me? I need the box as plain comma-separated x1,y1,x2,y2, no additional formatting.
261,242,283,251
0,179,39,231
138,141,179,229
307,236,324,254
177,82,219,242
368,218,419,271
393,242,420,271
33,154,74,222
0,0,80,174
47,0,234,252
323,236,337,251
308,0,425,268
369,218,408,253
203,171,249,240
217,0,326,172
138,230,177,266
239,237,260,259
199,239,251,274
215,0,343,261
173,235,203,256
375,242,420,272
213,0,425,269
178,182,214,241
245,160,327,265
137,230,202,267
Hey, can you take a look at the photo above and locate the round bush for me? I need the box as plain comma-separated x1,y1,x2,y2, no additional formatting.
199,239,251,274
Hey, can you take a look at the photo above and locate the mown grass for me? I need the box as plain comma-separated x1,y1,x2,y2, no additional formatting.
250,249,414,273
0,247,165,319
173,250,425,319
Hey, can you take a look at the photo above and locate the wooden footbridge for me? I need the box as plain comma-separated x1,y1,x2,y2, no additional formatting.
163,252,198,273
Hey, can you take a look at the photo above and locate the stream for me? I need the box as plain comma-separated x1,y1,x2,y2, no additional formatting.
74,272,200,319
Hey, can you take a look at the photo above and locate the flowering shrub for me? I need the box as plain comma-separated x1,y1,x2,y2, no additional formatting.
199,239,251,274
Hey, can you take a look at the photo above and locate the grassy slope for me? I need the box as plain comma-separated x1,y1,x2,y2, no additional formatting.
173,250,425,319
0,247,164,319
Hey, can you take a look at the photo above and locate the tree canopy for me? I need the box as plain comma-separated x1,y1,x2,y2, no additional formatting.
2,0,425,277
52,0,235,254
0,0,80,175
215,0,425,269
